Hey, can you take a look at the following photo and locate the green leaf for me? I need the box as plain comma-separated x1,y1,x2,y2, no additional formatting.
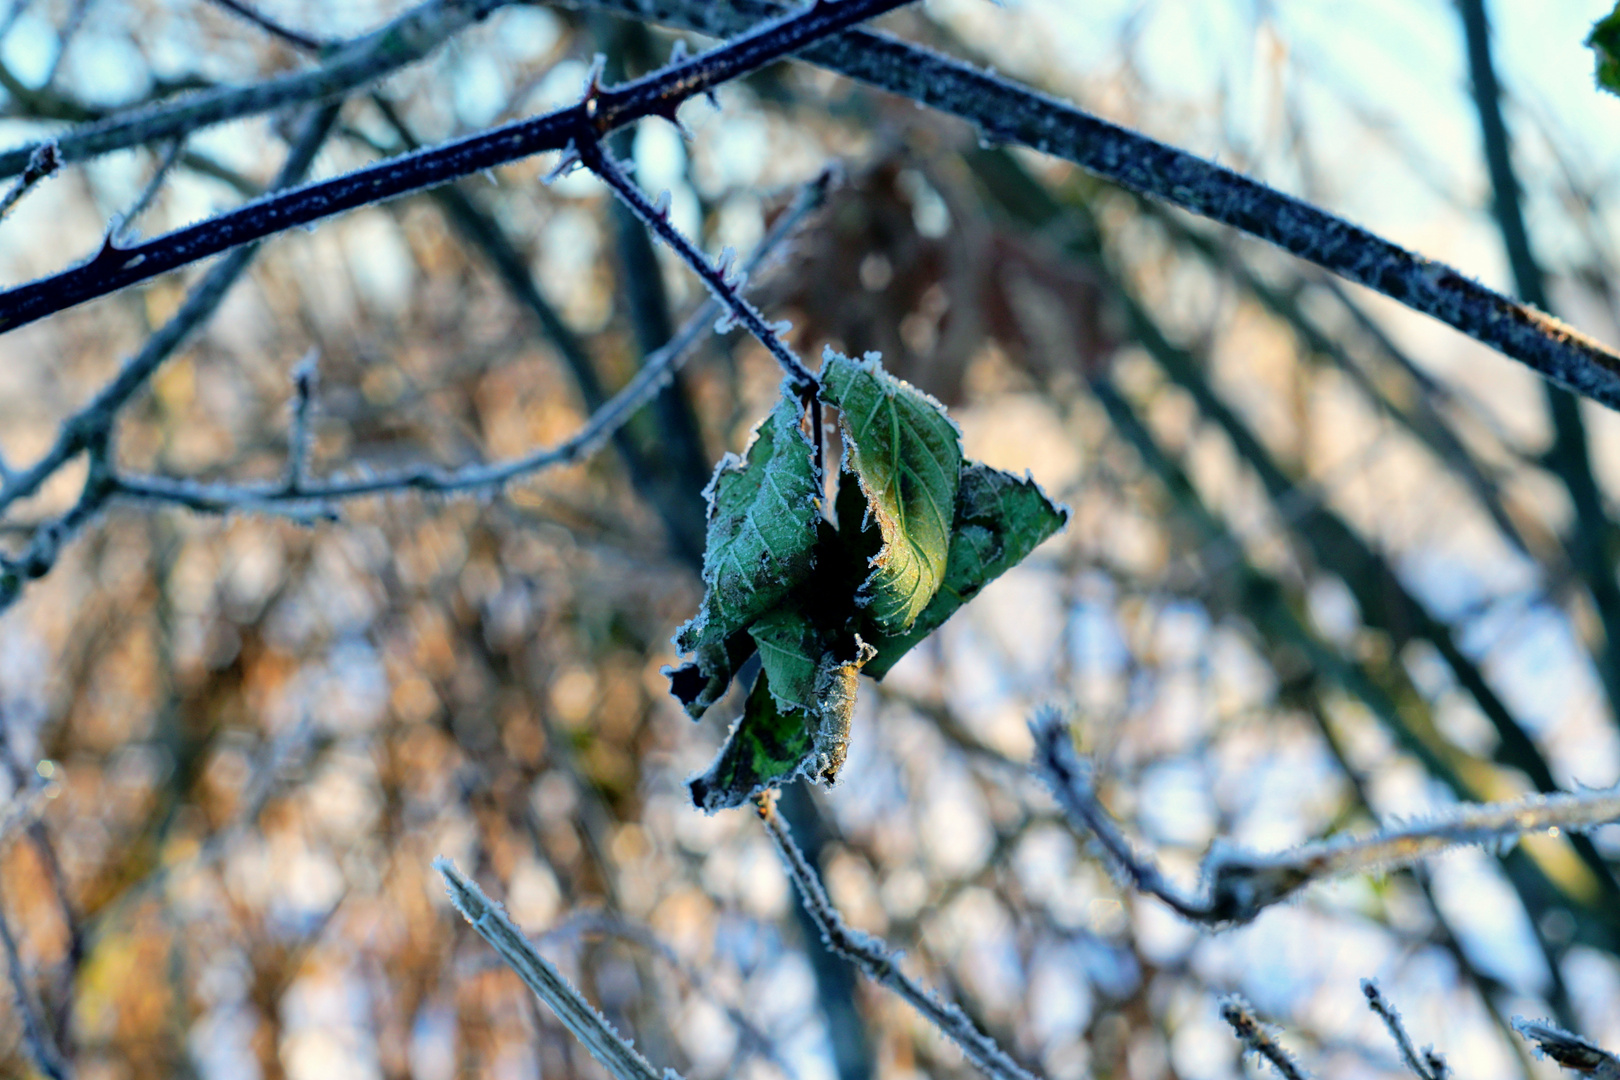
865,463,1069,678
687,633,876,813
749,607,825,714
1592,5,1620,95
666,388,819,718
819,350,962,634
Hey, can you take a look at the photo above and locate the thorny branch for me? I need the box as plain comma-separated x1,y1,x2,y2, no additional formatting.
756,791,1044,1080
573,0,1620,412
112,167,827,507
0,0,913,332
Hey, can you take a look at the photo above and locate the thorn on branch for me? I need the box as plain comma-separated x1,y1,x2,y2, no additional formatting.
543,142,583,185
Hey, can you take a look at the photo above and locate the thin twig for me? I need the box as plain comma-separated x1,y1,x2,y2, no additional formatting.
576,136,814,393
0,141,58,224
95,167,832,512
576,132,823,469
113,137,185,245
534,909,797,1080
756,792,1044,1080
38,0,89,90
1027,707,1210,922
1361,980,1447,1080
0,0,911,333
435,858,675,1080
205,0,332,51
284,349,320,494
1220,997,1311,1080
0,0,515,180
0,879,69,1080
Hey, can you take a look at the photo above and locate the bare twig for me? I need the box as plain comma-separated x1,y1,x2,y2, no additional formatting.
284,349,320,494
435,858,675,1080
534,909,797,1080
577,136,814,393
576,133,823,470
757,792,1044,1080
1514,1018,1620,1080
1026,707,1210,921
205,0,332,51
1220,997,1310,1080
1362,981,1447,1080
38,0,89,90
0,769,51,853
1031,707,1620,926
112,137,185,245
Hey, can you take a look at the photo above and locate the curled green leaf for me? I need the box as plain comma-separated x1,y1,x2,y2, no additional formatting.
819,349,962,634
865,463,1068,678
688,633,875,813
665,387,819,718
689,670,814,813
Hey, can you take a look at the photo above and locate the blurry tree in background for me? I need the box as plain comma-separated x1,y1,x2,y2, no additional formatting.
5,1,1620,1079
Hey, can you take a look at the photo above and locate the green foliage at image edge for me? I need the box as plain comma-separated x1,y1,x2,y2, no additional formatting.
1591,4,1620,95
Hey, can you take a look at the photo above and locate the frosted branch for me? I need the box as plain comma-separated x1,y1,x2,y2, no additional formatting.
1220,997,1310,1080
434,858,675,1080
757,792,1044,1080
1031,707,1620,925
1362,981,1447,1080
